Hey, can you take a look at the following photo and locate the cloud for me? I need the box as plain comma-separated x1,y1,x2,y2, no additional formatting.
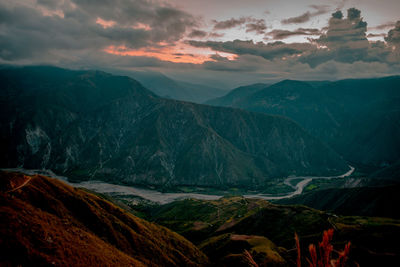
367,33,386,38
299,8,399,67
213,17,247,30
0,1,399,85
245,19,267,35
369,22,396,31
0,0,199,61
188,39,315,60
281,5,330,24
267,28,321,40
209,32,225,38
37,0,63,9
212,17,266,34
316,8,368,48
385,21,400,46
189,8,399,73
188,29,208,38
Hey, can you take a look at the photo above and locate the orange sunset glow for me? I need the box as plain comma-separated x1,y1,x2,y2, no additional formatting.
96,18,116,28
103,44,238,64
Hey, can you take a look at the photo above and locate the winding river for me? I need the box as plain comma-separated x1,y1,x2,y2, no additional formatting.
244,166,355,200
2,166,354,204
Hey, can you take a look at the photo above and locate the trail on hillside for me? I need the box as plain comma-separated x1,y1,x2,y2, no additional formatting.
5,176,32,193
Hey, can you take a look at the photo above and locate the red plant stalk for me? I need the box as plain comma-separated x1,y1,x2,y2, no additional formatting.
308,244,318,267
334,242,351,267
298,229,351,267
295,233,301,267
319,229,334,267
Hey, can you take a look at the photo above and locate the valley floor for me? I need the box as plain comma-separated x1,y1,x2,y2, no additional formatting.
1,166,354,204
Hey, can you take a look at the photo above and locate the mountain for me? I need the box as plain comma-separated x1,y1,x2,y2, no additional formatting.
0,66,348,188
127,70,227,103
204,83,268,106
206,77,400,168
145,196,400,266
367,159,400,186
0,171,208,266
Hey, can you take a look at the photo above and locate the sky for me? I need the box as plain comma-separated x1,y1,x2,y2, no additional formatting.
0,0,399,87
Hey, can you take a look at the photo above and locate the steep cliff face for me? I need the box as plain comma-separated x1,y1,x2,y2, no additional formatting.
0,66,348,187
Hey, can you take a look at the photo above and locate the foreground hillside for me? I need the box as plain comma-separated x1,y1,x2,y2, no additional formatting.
0,66,347,188
207,77,400,168
144,197,400,266
0,171,207,266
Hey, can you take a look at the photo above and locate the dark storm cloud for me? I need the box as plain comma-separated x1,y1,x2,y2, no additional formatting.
0,0,198,61
266,28,321,40
213,17,248,30
188,39,314,60
281,5,330,24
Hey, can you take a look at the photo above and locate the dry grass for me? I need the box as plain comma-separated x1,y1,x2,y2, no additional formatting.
243,250,259,267
0,171,208,267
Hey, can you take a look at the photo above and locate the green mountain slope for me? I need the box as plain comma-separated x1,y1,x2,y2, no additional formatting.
204,83,268,106
0,66,348,188
277,185,400,219
207,77,400,167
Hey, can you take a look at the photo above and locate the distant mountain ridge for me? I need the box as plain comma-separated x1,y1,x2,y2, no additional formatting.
205,83,268,106
207,76,400,167
0,66,347,188
126,70,227,103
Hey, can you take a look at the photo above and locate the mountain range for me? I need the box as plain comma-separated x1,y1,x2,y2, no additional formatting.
206,77,400,168
0,66,348,188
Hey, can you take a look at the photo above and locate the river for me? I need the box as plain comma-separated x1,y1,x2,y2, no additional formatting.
2,166,354,204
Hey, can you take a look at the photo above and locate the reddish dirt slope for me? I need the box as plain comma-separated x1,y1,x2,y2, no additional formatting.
0,171,208,267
